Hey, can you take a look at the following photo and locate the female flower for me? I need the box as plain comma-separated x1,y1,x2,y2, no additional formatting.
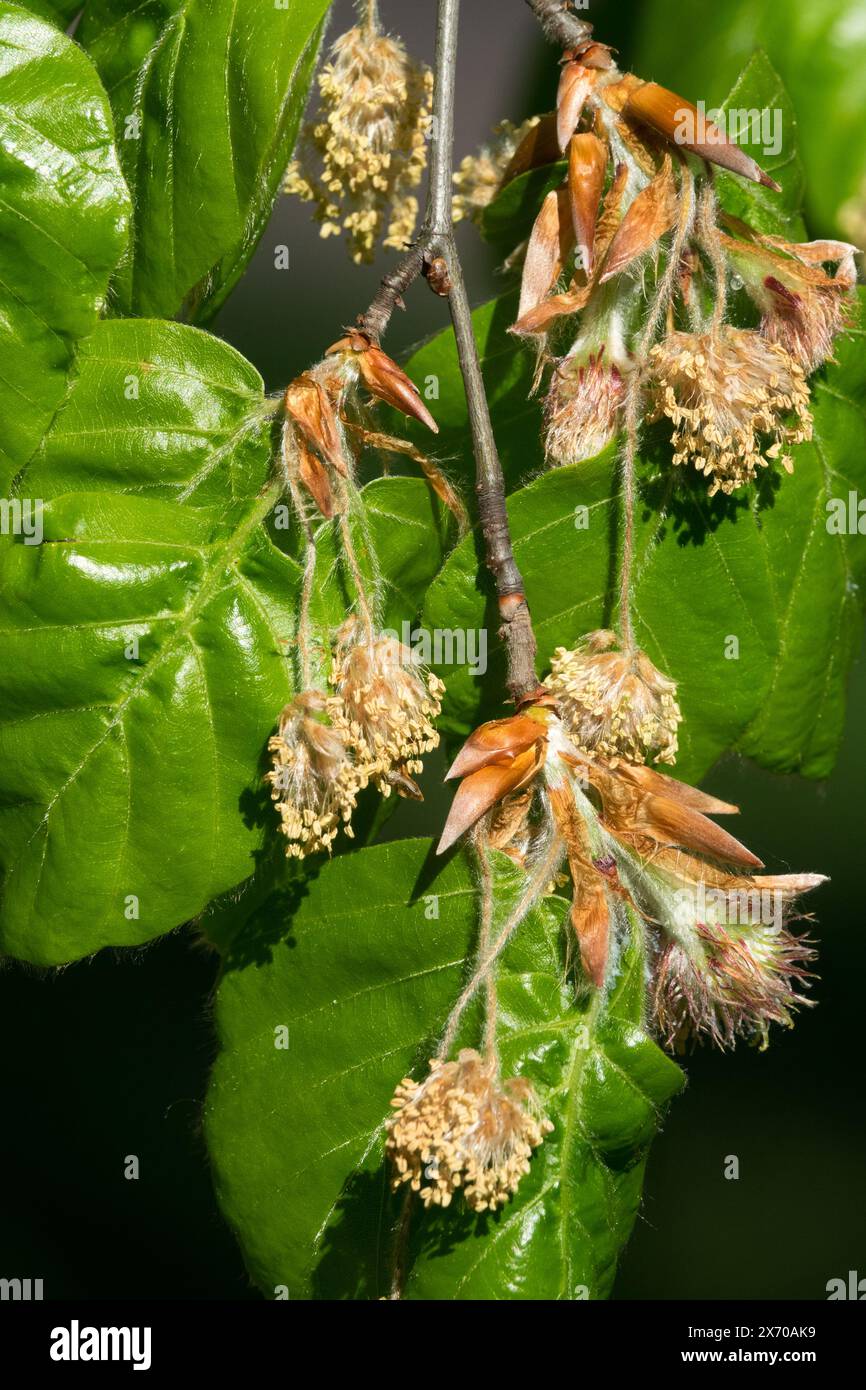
652,910,817,1052
544,345,629,464
437,673,823,1038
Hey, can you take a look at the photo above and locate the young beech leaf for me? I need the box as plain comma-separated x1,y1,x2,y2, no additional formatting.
202,838,683,1300
0,321,454,966
0,2,130,492
75,0,334,321
9,1,80,23
636,0,866,247
481,159,567,252
709,52,806,240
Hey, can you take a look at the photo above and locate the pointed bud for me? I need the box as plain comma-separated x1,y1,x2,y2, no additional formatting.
615,762,738,817
512,160,630,337
297,439,335,518
359,346,438,433
600,155,677,282
571,881,609,987
438,740,544,854
556,61,594,152
547,780,612,987
518,187,575,321
568,133,607,275
284,375,346,474
327,329,439,433
624,83,781,191
595,160,630,253
638,792,764,869
511,283,592,338
749,871,828,897
446,713,548,780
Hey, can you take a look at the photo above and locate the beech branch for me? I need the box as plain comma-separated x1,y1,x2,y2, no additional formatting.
523,0,593,50
356,0,539,704
356,239,432,344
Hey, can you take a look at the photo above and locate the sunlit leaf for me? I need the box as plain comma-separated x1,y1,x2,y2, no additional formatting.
203,839,683,1299
637,0,866,245
76,0,334,320
0,2,130,490
0,320,454,964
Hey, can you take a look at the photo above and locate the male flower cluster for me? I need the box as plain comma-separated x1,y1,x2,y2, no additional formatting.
386,1050,553,1212
285,8,432,263
268,624,443,858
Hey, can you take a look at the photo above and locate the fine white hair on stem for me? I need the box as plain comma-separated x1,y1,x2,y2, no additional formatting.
358,0,379,34
618,158,696,649
280,417,318,689
439,824,564,1058
334,478,377,640
343,472,386,626
695,176,729,331
471,821,499,1062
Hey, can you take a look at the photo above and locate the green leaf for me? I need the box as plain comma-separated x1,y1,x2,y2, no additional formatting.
0,320,454,965
0,1,130,491
76,0,333,320
203,838,682,1299
713,52,806,239
480,159,566,251
636,0,866,244
21,318,267,507
417,291,866,782
12,0,79,22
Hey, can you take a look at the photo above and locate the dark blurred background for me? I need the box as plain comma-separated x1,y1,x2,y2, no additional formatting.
1,0,863,1301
